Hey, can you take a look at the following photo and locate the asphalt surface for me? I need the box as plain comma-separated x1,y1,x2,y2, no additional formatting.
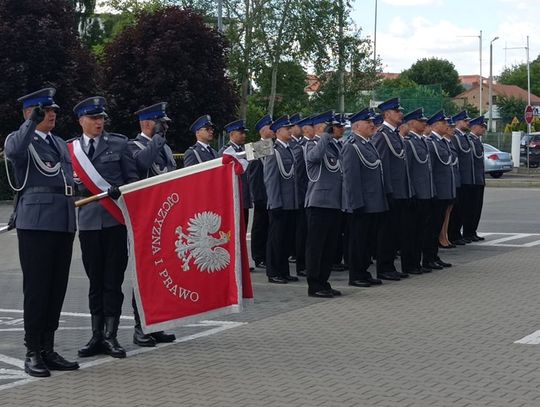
1,187,540,406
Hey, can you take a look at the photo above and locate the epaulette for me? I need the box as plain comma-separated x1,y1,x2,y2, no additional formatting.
106,132,128,140
348,137,355,143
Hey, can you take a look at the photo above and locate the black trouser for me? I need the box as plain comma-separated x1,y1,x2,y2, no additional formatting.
401,199,432,272
348,211,378,282
333,212,348,265
295,208,307,272
448,187,464,241
79,225,128,318
463,185,484,237
251,201,268,263
306,207,340,293
266,209,295,278
376,198,410,275
423,199,451,263
17,229,74,349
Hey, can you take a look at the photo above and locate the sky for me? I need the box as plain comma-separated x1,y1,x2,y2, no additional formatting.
350,0,540,77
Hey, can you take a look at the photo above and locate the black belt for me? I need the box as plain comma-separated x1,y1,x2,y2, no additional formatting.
24,186,73,196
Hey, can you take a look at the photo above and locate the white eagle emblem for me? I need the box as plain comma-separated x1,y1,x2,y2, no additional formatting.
174,211,231,273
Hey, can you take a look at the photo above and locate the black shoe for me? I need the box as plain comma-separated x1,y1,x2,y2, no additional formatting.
283,275,299,282
420,267,432,273
366,276,383,285
397,272,409,278
406,269,423,275
423,262,443,270
255,261,266,268
331,263,347,272
308,290,334,298
24,351,50,377
249,267,255,272
78,315,104,357
103,316,126,358
288,256,297,263
268,276,288,284
133,324,156,347
452,239,466,245
436,260,452,268
462,236,474,243
42,351,79,371
297,270,307,277
150,331,176,343
349,280,371,287
379,272,401,281
475,234,485,241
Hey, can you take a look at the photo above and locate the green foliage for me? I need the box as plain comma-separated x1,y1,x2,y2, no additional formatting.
401,58,465,97
374,83,453,116
499,55,540,97
497,96,528,127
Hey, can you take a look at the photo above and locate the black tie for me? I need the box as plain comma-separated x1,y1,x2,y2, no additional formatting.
88,139,95,159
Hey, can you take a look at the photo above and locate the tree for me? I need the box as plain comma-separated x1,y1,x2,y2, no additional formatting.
497,95,528,127
0,0,101,143
499,55,540,98
402,58,464,97
102,6,239,152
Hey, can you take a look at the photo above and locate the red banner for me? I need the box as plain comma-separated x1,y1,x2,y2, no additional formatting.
119,161,253,332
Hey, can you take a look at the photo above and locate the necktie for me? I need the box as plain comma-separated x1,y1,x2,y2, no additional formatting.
88,139,95,159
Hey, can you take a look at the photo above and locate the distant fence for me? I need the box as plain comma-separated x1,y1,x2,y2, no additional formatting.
483,132,511,152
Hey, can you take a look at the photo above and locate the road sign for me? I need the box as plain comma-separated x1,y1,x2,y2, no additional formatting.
525,105,534,124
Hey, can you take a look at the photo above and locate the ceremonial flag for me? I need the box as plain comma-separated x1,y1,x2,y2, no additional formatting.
118,158,253,333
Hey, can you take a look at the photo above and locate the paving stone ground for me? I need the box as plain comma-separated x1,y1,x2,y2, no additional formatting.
1,188,540,406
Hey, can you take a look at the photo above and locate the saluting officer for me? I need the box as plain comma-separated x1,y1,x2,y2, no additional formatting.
342,108,386,288
448,111,473,245
304,111,343,298
372,98,414,281
298,116,316,142
463,116,487,242
264,116,299,284
423,111,454,271
218,119,252,225
402,108,434,274
4,88,79,377
183,115,218,167
248,114,274,269
73,97,139,359
128,102,176,348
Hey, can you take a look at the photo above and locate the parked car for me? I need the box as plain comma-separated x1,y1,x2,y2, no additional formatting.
484,143,513,178
520,132,540,168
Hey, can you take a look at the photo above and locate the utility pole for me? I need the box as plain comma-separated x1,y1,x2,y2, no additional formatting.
217,0,223,33
373,0,378,67
488,36,499,132
458,30,482,115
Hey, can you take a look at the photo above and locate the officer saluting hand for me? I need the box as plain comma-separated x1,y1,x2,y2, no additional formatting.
4,88,78,377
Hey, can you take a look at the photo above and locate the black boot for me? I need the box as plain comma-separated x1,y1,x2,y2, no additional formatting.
25,350,51,377
150,331,176,343
102,316,126,358
41,331,79,371
78,315,104,357
133,301,155,347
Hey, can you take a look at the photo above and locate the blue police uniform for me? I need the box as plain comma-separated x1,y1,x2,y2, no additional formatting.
128,102,177,347
372,98,413,280
4,88,78,376
183,115,218,167
73,96,138,359
304,111,343,296
248,114,273,267
342,108,387,286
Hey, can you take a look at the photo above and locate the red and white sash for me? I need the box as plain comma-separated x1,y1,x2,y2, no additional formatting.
68,139,124,224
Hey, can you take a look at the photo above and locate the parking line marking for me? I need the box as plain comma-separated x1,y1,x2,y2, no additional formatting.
477,233,532,246
0,354,24,370
515,330,540,345
0,308,134,320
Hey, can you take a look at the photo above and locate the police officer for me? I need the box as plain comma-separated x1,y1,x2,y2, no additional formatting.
264,116,299,284
463,116,487,242
4,88,78,377
304,111,343,298
218,119,252,225
128,102,176,347
183,115,218,166
73,96,139,359
288,113,308,276
248,114,274,268
342,108,386,287
439,117,459,248
402,108,434,274
372,98,414,281
298,116,316,142
423,111,454,270
448,111,473,245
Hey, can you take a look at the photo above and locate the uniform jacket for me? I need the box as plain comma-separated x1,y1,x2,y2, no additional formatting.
304,133,342,210
427,133,455,200
448,137,461,188
183,142,217,167
469,133,485,185
404,132,435,200
128,133,176,179
4,119,76,233
342,133,387,213
263,140,297,210
372,123,413,199
73,132,138,230
290,136,308,207
452,129,475,185
218,142,252,209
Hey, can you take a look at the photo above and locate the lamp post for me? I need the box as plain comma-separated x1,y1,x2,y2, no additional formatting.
488,36,499,132
458,30,483,115
373,0,378,67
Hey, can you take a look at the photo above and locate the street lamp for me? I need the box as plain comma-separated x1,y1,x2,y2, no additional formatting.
458,30,483,115
488,36,499,132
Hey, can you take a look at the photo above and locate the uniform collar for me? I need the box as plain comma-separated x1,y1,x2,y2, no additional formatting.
431,131,443,140
197,140,211,149
34,130,51,141
83,133,101,147
140,132,152,141
409,131,421,138
276,138,289,148
383,121,397,132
